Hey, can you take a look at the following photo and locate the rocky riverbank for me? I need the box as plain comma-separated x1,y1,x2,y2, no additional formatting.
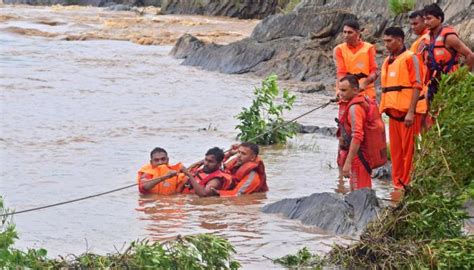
171,0,473,91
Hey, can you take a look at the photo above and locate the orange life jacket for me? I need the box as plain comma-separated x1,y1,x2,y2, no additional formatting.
137,163,185,195
337,95,388,174
423,26,459,102
380,49,427,117
410,31,429,102
337,42,376,98
217,157,268,196
181,168,233,194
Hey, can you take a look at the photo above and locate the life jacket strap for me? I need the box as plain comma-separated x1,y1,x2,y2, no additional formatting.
381,86,412,93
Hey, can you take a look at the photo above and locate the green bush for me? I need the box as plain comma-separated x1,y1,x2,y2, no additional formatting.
388,0,415,15
235,74,297,145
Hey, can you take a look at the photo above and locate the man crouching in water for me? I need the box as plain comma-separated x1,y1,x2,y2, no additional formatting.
180,147,233,197
219,142,268,197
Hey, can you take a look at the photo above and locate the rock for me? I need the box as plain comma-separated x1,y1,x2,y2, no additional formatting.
181,38,275,74
106,4,132,11
262,188,381,236
2,0,161,6
296,123,337,137
161,0,291,19
170,34,205,59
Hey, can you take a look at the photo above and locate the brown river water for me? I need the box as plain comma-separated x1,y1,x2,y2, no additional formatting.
0,5,393,269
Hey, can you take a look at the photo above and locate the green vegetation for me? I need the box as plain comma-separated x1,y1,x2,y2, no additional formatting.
235,74,297,145
275,68,474,268
388,0,415,15
1,197,240,269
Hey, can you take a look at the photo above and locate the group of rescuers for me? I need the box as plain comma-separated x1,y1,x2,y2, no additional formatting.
137,4,473,197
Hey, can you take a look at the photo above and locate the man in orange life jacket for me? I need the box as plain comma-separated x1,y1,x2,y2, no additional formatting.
333,19,378,100
338,75,373,190
380,27,426,189
409,10,432,130
333,19,378,180
422,3,474,103
137,147,186,195
180,147,232,197
218,142,268,197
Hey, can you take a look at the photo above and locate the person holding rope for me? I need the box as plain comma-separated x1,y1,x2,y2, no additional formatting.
137,147,187,195
337,75,386,190
180,147,233,197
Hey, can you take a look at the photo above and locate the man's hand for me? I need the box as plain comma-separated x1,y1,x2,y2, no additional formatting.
165,170,178,178
404,111,415,127
342,161,351,178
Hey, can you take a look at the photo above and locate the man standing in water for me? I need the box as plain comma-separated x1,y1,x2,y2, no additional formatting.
379,27,425,190
137,147,186,195
333,19,378,180
180,147,232,197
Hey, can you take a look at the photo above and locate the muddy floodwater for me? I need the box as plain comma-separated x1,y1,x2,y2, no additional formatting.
0,5,392,268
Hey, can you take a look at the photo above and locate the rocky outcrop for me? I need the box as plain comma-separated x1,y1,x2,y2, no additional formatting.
262,188,381,236
171,0,473,86
161,0,291,19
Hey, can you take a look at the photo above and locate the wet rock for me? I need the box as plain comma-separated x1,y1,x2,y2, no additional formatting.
161,0,291,19
170,34,205,59
463,199,474,235
182,38,275,74
262,188,381,236
296,123,337,137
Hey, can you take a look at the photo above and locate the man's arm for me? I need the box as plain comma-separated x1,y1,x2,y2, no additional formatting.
360,46,379,89
334,47,347,94
445,34,474,71
140,171,177,191
405,55,423,127
180,167,220,197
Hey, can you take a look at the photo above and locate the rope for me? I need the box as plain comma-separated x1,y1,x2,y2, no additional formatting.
1,99,334,218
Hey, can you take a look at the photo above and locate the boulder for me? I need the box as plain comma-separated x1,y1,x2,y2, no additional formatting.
262,188,381,236
170,34,205,59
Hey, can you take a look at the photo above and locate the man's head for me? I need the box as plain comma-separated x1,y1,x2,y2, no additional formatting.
423,4,444,30
342,19,361,46
150,147,168,167
237,142,259,165
409,10,426,36
203,147,225,173
338,75,360,101
383,27,405,55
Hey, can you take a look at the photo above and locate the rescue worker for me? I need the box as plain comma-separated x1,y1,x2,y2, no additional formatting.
409,10,431,130
333,19,378,180
180,147,232,197
339,75,373,190
219,142,268,197
333,19,378,99
137,147,186,195
409,10,429,55
380,27,426,189
422,3,474,103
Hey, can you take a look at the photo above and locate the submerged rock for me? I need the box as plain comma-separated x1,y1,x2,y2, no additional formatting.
170,34,205,59
262,188,381,236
